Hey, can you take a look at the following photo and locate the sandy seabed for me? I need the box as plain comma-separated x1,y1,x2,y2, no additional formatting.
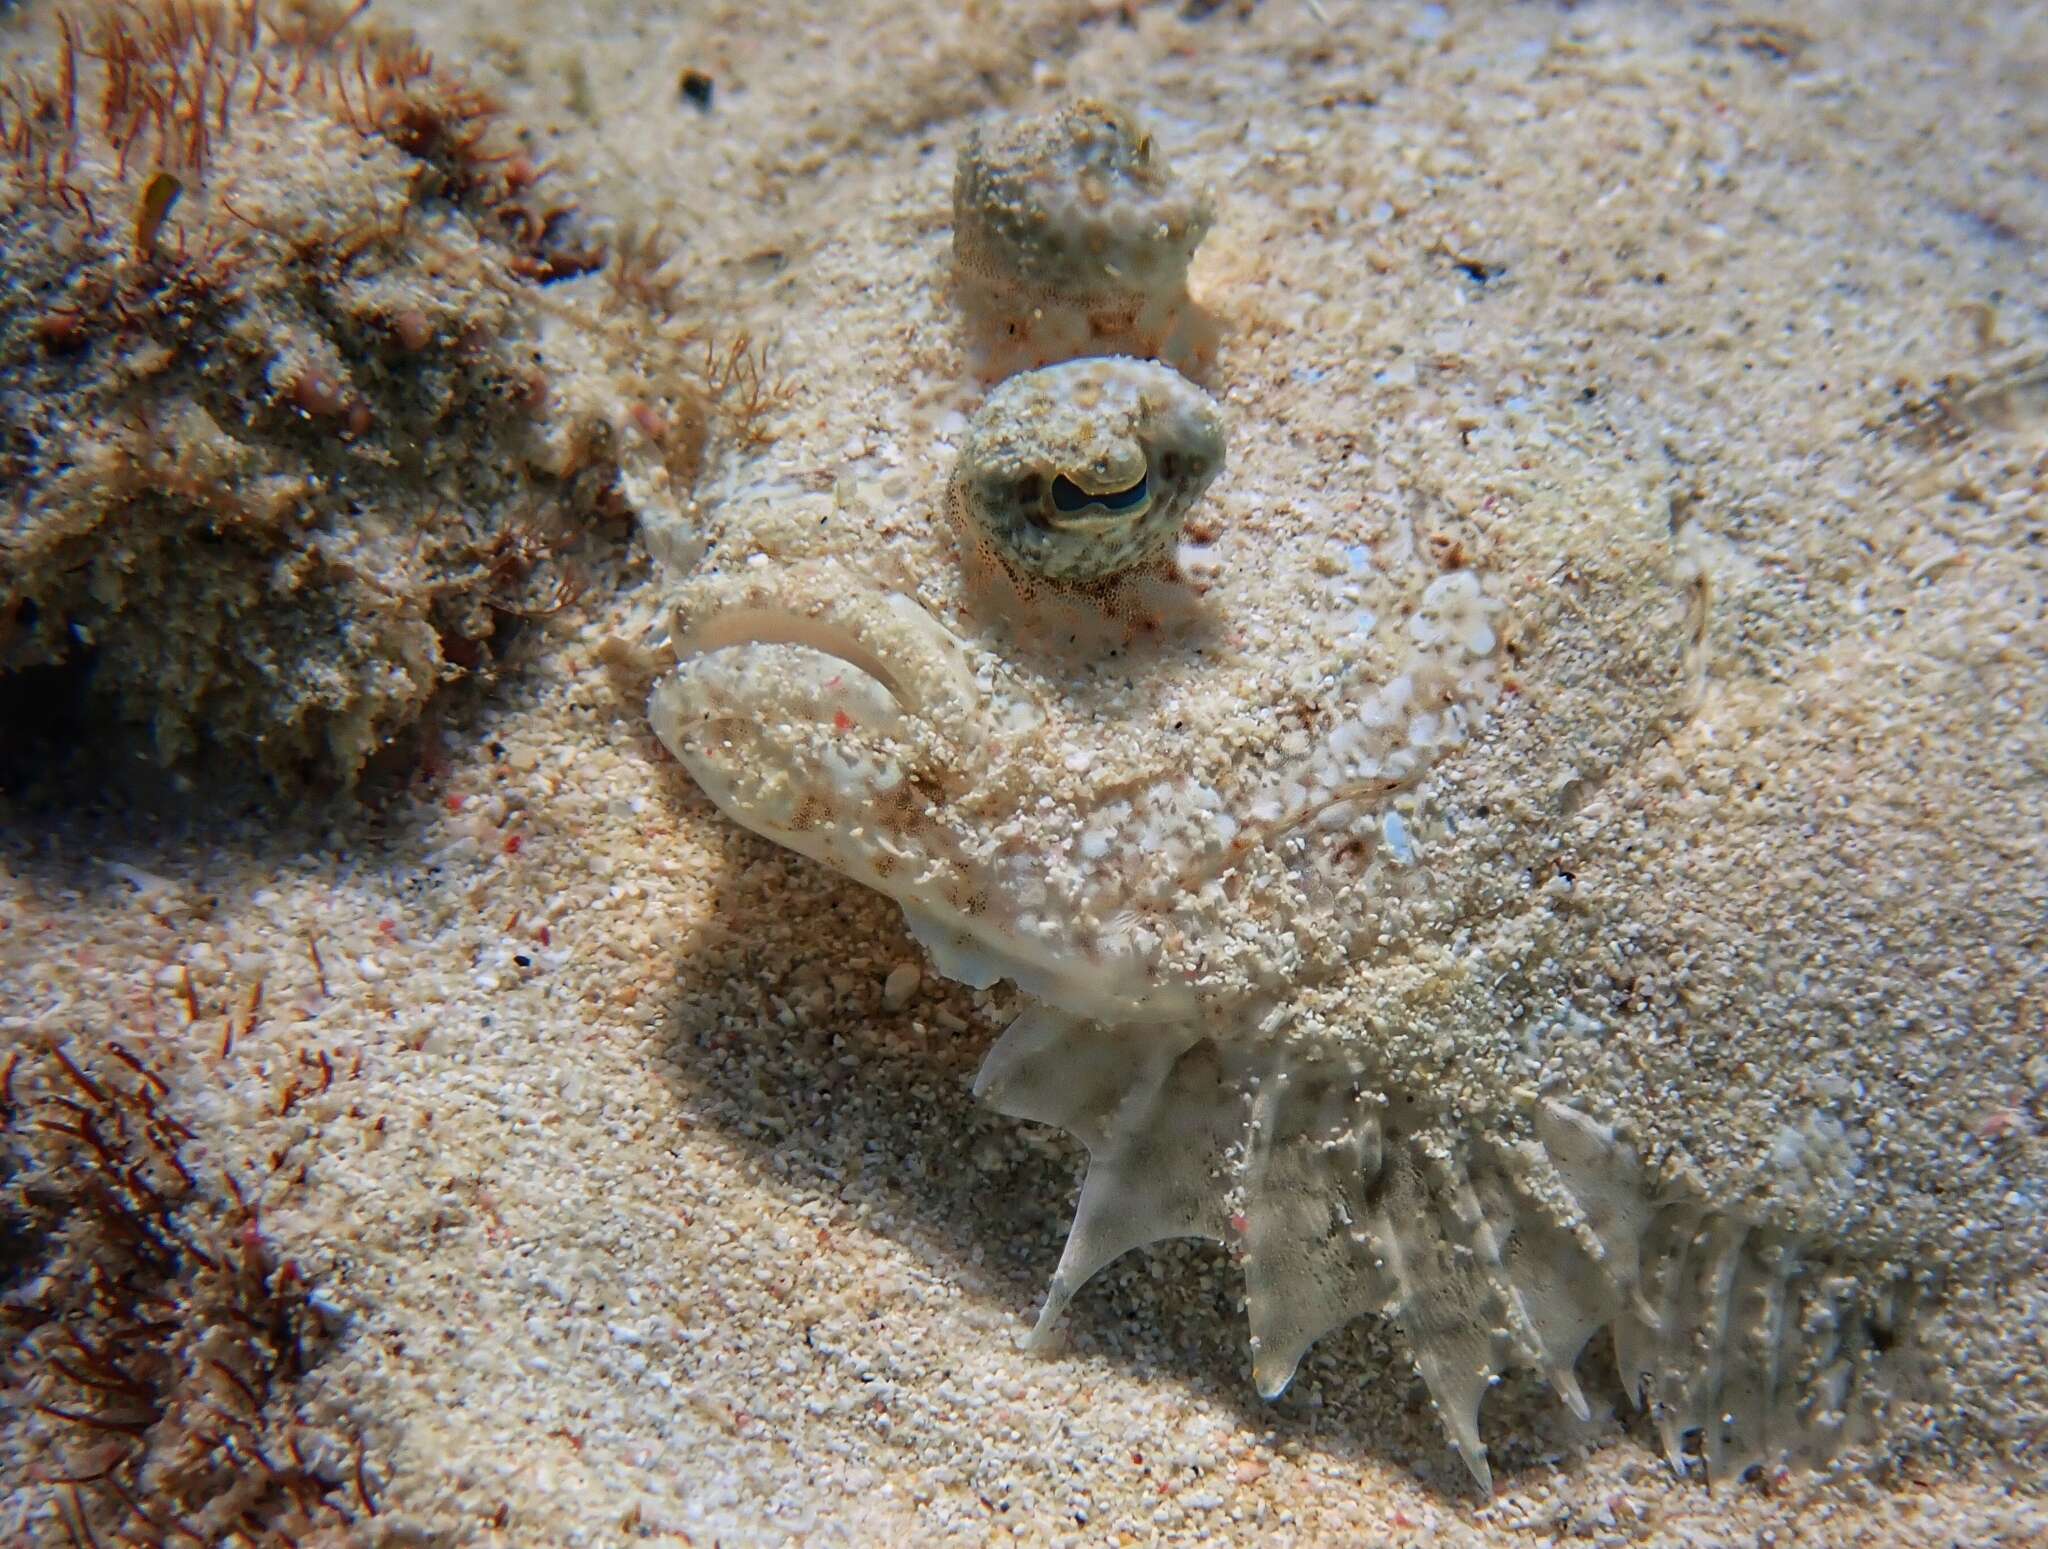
5,0,2046,1544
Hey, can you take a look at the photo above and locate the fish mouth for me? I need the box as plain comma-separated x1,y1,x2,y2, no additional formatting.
651,558,1202,1025
677,605,918,711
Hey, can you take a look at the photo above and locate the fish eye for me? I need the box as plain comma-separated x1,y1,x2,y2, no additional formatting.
1049,472,1150,515
951,357,1223,583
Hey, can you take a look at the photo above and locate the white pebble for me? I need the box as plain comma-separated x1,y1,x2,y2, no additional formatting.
882,962,922,1011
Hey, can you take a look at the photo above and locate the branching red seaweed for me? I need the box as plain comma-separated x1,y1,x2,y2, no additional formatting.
1,1038,374,1547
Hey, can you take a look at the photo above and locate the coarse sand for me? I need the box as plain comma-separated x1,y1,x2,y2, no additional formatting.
4,1,2045,1545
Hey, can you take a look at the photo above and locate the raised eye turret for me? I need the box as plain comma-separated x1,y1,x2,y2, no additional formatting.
947,357,1224,584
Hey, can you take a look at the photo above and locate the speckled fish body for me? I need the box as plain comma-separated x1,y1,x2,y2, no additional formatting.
647,98,2046,1490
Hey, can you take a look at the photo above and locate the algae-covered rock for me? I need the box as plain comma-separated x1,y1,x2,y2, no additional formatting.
0,1,713,787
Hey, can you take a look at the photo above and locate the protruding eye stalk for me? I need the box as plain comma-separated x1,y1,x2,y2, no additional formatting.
951,100,1217,380
950,358,1225,586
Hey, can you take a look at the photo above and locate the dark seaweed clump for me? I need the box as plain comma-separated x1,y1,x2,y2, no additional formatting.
1,1038,381,1547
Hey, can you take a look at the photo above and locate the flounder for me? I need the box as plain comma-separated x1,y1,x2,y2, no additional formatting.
646,100,2046,1491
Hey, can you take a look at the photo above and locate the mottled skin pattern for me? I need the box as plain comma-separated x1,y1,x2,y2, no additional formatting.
645,92,2020,1494
953,99,1211,309
653,429,1917,1494
947,359,1224,584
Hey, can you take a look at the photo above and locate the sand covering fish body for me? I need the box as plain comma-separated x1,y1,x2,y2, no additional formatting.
646,88,2046,1489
